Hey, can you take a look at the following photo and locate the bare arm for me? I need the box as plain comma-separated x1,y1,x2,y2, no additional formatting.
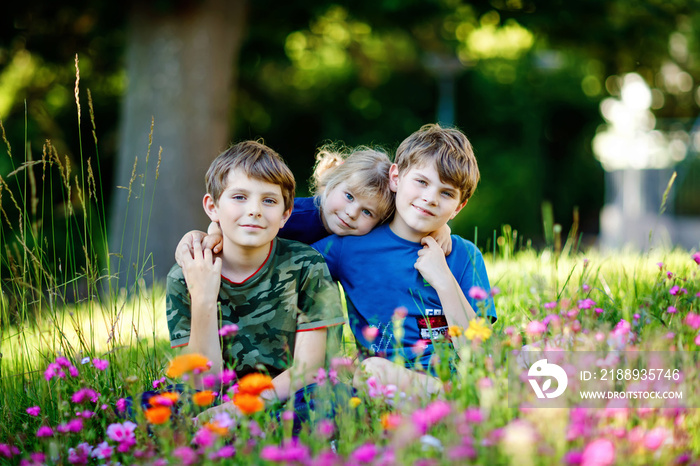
414,236,476,351
261,328,327,402
180,239,224,380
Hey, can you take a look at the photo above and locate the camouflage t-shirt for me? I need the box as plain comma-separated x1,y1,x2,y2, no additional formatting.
166,237,345,378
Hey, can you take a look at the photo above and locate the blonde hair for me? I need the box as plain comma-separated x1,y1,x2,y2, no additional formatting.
312,145,394,222
206,140,295,210
395,123,479,203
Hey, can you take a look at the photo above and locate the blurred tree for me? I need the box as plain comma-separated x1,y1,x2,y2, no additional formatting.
109,0,246,288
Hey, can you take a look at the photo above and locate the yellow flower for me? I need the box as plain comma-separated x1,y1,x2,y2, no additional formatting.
448,325,463,337
166,354,210,378
192,390,217,407
349,397,361,409
465,318,492,342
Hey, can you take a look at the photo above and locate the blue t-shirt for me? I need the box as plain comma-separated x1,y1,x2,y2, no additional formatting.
279,197,329,245
313,224,497,368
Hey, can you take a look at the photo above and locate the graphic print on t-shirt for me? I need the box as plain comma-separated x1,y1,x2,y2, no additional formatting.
416,308,449,340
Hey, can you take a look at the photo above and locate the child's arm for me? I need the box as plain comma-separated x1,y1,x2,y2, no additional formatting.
260,329,327,402
414,236,476,350
180,239,224,378
353,357,443,398
175,224,223,267
429,224,453,256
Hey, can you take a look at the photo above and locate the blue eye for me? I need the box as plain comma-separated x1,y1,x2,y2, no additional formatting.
263,198,277,205
345,192,354,201
362,209,372,217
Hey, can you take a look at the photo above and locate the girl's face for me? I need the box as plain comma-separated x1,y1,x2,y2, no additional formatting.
321,182,383,236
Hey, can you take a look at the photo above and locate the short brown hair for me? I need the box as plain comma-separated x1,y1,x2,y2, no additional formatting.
395,124,479,203
205,140,295,210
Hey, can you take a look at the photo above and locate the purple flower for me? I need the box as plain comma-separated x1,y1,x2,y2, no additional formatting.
670,285,680,296
152,377,166,389
210,445,236,459
667,306,677,314
448,444,476,461
173,447,198,466
468,286,488,300
56,357,71,367
67,418,84,433
412,401,451,434
351,443,378,463
90,442,113,461
92,358,109,371
314,367,327,386
218,324,239,337
656,262,664,269
193,427,216,449
581,438,614,466
261,440,310,463
219,369,237,385
36,426,53,438
544,301,557,310
68,365,79,377
316,419,335,439
202,374,218,389
578,298,595,310
563,450,583,465
116,398,127,413
693,252,700,265
26,406,40,417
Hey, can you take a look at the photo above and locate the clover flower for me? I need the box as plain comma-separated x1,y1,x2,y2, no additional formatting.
26,406,40,417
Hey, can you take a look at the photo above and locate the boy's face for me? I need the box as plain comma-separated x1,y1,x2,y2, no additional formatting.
203,169,291,253
389,162,467,242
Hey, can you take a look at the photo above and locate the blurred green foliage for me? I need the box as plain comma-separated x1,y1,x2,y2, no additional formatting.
1,0,699,262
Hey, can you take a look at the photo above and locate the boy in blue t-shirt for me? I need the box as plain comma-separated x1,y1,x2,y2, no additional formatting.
313,123,497,396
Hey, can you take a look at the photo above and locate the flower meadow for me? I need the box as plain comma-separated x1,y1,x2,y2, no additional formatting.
0,250,698,465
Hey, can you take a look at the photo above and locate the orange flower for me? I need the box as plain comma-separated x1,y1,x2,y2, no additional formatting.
145,406,171,424
192,390,217,407
380,413,401,431
166,354,210,378
204,421,229,436
149,392,180,407
233,393,264,415
237,373,274,396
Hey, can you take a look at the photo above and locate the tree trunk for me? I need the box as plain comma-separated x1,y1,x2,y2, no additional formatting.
109,0,246,289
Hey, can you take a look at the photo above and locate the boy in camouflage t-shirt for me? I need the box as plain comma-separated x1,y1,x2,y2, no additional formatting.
167,140,344,404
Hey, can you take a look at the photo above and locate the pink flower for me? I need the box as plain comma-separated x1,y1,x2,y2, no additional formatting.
578,298,596,310
544,301,557,310
581,438,614,466
56,357,71,367
152,377,166,389
670,285,680,296
173,446,198,465
30,452,45,463
468,286,488,300
92,358,109,371
261,440,310,463
464,408,483,424
0,444,19,458
362,326,379,342
68,366,79,377
667,271,673,279
68,443,92,465
71,388,99,404
595,308,604,315
351,443,378,463
107,421,137,444
219,369,237,385
582,284,591,292
643,427,667,450
490,286,501,296
366,377,396,399
44,362,62,381
91,442,113,460
36,426,53,438
330,357,354,370
448,444,476,461
116,398,127,413
212,445,236,459
526,320,547,336
202,374,218,389
26,406,40,417
412,339,428,355
413,400,451,434
656,262,664,269
193,427,216,449
314,367,327,386
667,306,677,314
692,252,700,265
393,307,408,319
218,324,239,337
316,419,336,439
67,418,84,433
694,334,700,346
